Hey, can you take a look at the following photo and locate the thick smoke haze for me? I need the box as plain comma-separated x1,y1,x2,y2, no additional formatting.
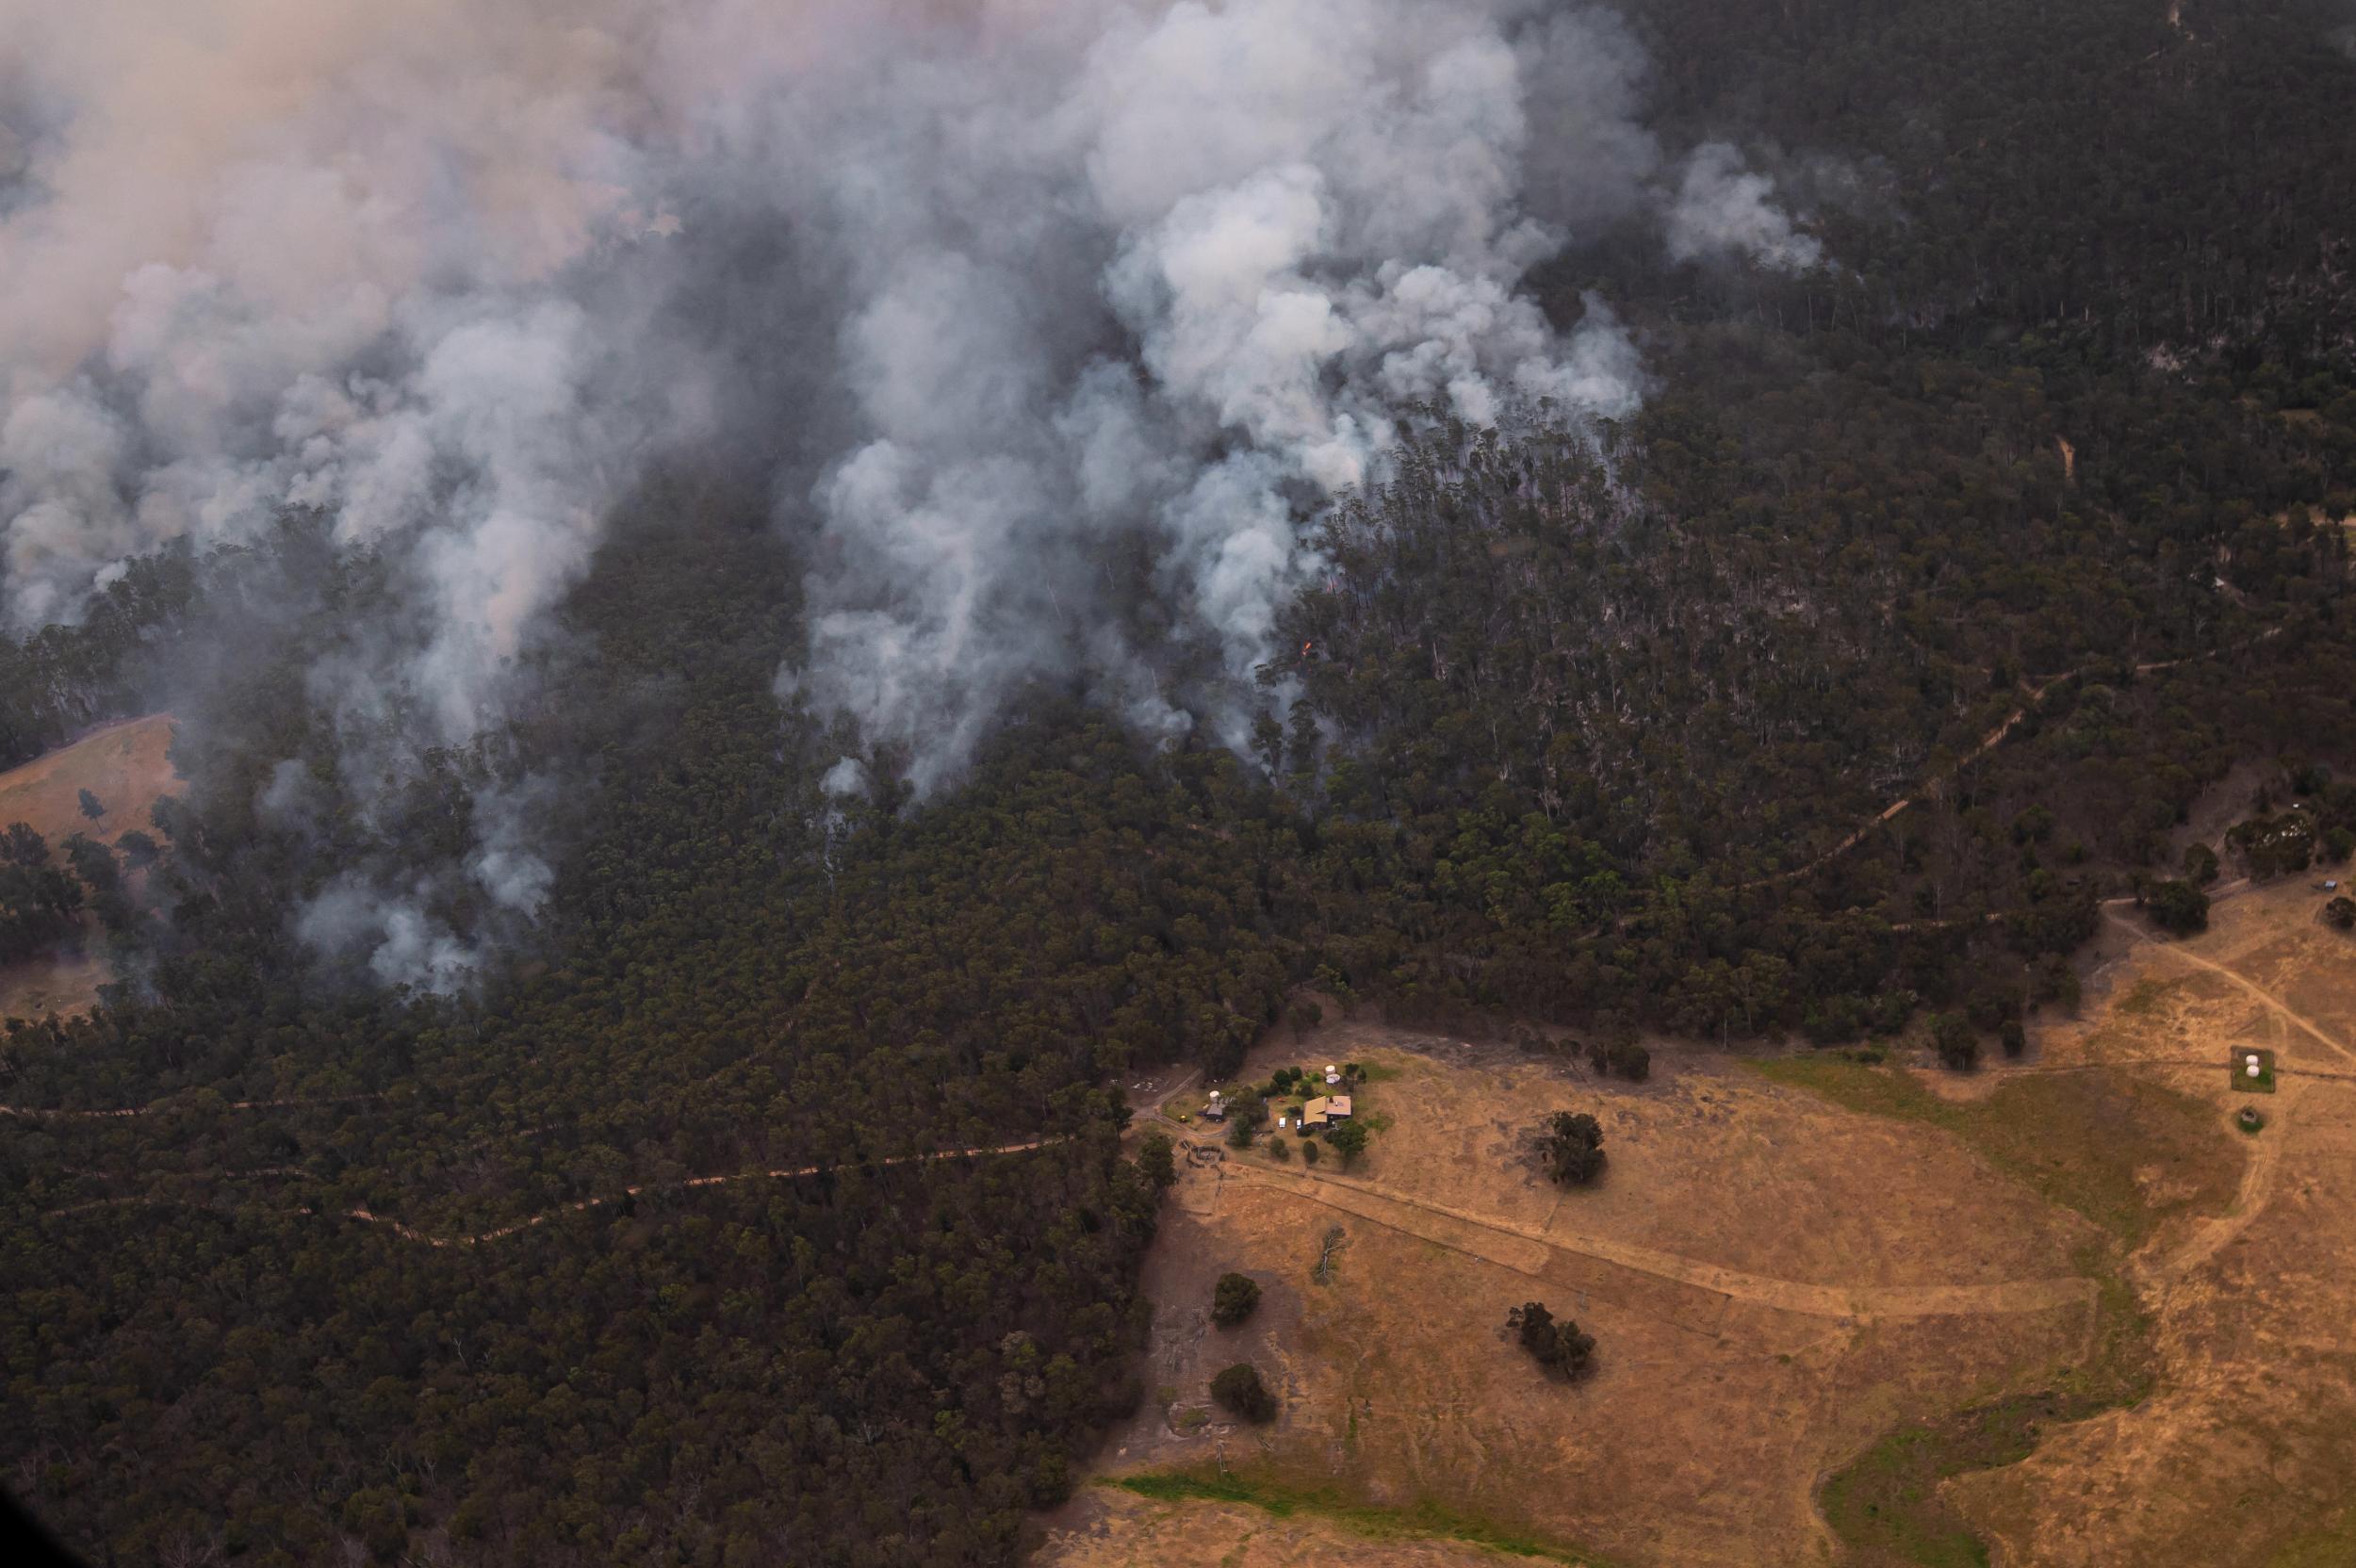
0,0,1818,984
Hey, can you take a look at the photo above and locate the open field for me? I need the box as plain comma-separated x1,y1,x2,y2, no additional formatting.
1044,1023,2124,1566
0,713,180,1019
1047,873,2356,1567
1936,878,2356,1566
0,713,180,850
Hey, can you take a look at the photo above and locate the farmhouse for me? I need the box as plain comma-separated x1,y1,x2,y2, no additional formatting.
1299,1094,1352,1129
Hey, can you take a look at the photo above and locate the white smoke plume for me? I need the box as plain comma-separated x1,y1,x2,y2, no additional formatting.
1664,141,1825,273
0,0,1820,982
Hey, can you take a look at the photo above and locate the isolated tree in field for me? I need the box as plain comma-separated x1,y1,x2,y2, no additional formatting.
1539,1111,1605,1185
1211,1363,1276,1423
1507,1302,1595,1381
1324,1119,1367,1167
76,789,104,822
2326,896,2356,932
1211,1272,1262,1328
1300,1138,1321,1167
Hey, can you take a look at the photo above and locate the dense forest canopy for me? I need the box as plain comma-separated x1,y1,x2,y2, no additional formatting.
4,1,2355,1563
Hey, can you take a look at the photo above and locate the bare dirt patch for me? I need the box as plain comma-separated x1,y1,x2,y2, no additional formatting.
1054,1025,2107,1567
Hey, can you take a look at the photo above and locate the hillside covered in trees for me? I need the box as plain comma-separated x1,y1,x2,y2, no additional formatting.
4,1,2355,1563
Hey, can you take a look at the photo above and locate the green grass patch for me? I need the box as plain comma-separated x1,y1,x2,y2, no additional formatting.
1748,1054,2236,1248
1106,1468,1612,1563
1356,1061,1403,1083
1751,1054,2237,1564
2270,1496,2356,1566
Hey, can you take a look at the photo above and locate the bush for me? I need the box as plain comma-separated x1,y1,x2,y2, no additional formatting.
2146,878,2210,935
1586,1035,1650,1081
1931,1012,1980,1071
1539,1111,1605,1185
2326,897,2356,932
1324,1120,1368,1166
1506,1301,1595,1381
2182,841,2219,885
1300,1138,1321,1166
1211,1272,1262,1328
1137,1133,1176,1191
1210,1363,1276,1423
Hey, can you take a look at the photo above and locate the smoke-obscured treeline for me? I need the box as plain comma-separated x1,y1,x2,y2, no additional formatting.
4,0,2356,1563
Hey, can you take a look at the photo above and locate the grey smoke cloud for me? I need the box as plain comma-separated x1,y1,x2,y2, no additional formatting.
0,0,1819,983
1664,141,1825,273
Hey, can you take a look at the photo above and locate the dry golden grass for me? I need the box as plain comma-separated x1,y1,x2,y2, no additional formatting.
0,713,181,1019
1938,879,2356,1567
1054,1025,2112,1567
0,713,181,850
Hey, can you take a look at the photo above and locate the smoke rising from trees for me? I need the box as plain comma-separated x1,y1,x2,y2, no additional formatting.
0,0,1818,984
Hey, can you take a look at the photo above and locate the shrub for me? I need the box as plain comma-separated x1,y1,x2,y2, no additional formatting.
1538,1111,1605,1185
2326,896,2356,932
1324,1120,1368,1167
1137,1133,1176,1191
1210,1363,1276,1423
1931,1012,1980,1071
1211,1272,1262,1328
1506,1301,1595,1381
2147,878,2210,935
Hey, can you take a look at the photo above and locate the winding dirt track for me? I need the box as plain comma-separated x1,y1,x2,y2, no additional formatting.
0,1091,382,1120
1742,635,2276,892
2100,904,2356,1068
2095,903,2355,1283
1220,1159,2094,1322
40,1138,1067,1246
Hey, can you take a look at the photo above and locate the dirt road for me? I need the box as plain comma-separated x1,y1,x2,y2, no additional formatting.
1221,1158,2094,1323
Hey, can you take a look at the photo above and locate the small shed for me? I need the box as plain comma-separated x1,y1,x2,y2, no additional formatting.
1202,1091,1226,1121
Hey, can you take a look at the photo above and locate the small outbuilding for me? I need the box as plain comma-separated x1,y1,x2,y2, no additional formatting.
1202,1091,1227,1121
